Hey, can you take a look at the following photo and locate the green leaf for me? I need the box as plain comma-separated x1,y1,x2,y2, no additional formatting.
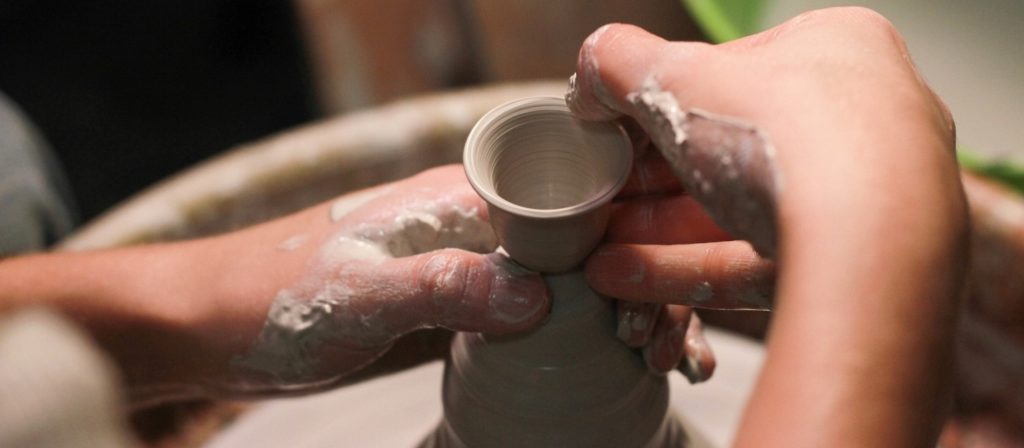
959,148,1024,194
683,0,765,43
682,2,1024,196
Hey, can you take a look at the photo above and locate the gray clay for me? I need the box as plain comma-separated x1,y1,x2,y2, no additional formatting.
424,97,700,447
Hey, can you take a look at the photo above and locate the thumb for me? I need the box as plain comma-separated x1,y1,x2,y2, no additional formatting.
353,249,551,338
567,23,779,256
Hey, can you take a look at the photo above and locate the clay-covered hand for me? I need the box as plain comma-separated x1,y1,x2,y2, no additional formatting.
190,166,552,397
598,120,776,380
569,8,961,307
570,7,967,446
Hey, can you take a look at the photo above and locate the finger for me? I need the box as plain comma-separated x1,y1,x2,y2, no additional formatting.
678,313,715,384
566,24,670,121
617,148,683,198
643,304,692,374
344,249,551,344
606,195,732,245
616,300,661,347
568,24,781,256
585,242,775,310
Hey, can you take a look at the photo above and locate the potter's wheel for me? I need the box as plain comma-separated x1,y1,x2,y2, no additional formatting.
206,328,764,448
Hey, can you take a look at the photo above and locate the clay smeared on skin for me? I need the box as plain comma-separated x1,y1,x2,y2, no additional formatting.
232,193,536,389
329,187,393,222
616,302,657,344
680,316,712,384
276,234,308,252
689,280,713,303
626,76,783,257
565,25,621,121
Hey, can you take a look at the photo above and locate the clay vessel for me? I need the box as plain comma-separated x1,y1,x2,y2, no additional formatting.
424,97,691,447
462,96,632,272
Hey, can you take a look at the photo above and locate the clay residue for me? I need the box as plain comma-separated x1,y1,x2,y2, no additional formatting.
625,77,688,147
689,281,713,303
679,314,713,384
616,310,636,341
329,187,392,222
565,24,621,120
276,234,308,252
626,75,782,257
234,194,501,388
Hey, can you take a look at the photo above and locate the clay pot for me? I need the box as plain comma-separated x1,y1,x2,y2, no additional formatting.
426,97,696,447
463,97,632,272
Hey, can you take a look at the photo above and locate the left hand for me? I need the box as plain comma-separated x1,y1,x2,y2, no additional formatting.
151,166,555,399
207,165,557,394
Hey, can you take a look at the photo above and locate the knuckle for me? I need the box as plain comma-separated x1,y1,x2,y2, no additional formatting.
785,7,904,50
836,7,906,50
840,6,895,30
418,250,475,302
700,244,729,278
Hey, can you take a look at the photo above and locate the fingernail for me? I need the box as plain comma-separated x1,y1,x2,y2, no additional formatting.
679,355,703,384
647,322,685,374
487,255,550,325
680,321,714,384
617,307,638,341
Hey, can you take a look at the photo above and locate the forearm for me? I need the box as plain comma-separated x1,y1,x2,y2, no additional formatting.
738,149,969,446
0,242,232,402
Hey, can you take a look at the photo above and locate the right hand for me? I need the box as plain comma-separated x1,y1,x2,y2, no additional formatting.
570,8,968,446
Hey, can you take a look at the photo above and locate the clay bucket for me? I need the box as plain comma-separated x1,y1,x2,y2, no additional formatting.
463,96,632,272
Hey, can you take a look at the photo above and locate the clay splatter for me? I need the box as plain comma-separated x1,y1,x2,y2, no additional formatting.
234,194,528,389
276,234,308,252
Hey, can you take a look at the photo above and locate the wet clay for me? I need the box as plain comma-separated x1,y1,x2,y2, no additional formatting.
462,97,632,272
627,76,782,258
231,193,506,393
425,97,703,447
424,272,692,448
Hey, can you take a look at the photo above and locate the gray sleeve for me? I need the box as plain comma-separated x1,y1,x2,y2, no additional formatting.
0,92,76,256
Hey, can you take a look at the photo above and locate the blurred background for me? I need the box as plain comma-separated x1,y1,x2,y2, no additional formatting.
1,0,1019,221
0,0,704,222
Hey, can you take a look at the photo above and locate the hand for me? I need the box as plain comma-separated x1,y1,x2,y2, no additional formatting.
569,7,967,446
605,122,772,381
204,165,723,394
195,165,558,396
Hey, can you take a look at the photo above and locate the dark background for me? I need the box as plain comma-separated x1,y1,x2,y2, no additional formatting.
0,0,317,221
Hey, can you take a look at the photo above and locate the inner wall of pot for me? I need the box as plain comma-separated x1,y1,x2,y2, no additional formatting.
481,107,626,210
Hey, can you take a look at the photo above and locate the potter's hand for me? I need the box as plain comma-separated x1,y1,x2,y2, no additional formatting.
0,165,550,405
214,165,550,396
570,8,967,447
593,121,775,379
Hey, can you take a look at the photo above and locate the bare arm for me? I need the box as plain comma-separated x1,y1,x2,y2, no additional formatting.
0,166,554,404
572,7,967,446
